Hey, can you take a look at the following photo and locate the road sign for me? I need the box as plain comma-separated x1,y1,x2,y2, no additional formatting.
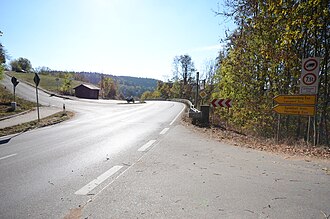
34,73,40,87
211,99,232,108
300,57,320,94
273,95,316,105
11,76,19,87
273,105,315,116
199,90,207,99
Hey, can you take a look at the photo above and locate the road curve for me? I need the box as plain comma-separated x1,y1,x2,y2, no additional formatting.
1,74,186,218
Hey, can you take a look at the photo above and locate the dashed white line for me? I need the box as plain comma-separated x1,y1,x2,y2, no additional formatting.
138,140,157,152
160,128,169,135
75,165,123,195
0,153,17,161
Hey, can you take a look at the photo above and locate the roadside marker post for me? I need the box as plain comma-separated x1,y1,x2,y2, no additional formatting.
34,73,41,122
11,76,19,102
11,76,19,111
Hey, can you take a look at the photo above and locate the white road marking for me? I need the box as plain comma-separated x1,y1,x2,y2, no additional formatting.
160,128,169,135
75,165,123,195
138,140,157,152
0,153,17,161
170,105,185,125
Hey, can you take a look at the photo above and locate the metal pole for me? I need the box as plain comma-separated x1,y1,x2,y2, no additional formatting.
13,86,16,102
36,86,40,122
195,72,199,109
307,116,311,143
313,115,317,146
276,114,281,144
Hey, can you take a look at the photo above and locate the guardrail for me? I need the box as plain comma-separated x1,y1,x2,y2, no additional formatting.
144,98,205,122
168,98,202,119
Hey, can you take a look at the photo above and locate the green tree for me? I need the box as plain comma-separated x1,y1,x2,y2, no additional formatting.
10,57,32,72
0,31,5,79
100,77,117,99
60,73,73,95
0,31,5,65
156,81,171,99
170,81,181,98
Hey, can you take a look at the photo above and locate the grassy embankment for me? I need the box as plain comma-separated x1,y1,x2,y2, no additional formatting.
0,73,75,136
0,84,35,118
7,71,82,93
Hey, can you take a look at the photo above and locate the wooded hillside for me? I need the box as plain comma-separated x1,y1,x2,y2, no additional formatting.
212,0,329,145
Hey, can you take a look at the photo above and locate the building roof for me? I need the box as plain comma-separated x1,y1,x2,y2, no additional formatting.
74,84,100,90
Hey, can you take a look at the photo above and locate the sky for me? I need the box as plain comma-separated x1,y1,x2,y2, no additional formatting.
1,0,236,80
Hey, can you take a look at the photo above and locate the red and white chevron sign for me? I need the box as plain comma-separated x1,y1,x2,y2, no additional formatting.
211,99,232,107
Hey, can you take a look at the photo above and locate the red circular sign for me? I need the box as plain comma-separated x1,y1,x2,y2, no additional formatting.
302,73,317,85
303,58,318,71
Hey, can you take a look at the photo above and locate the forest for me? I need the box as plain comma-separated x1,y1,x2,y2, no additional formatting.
148,0,330,146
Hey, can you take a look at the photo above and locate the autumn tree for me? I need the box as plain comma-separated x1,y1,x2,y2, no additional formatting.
100,77,117,99
213,0,330,144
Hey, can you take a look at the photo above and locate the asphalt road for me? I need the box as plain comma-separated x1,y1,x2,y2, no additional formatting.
82,125,330,219
0,100,185,219
0,75,185,218
1,75,329,218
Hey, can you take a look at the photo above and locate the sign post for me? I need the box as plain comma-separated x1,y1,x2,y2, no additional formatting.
11,76,19,102
300,57,320,95
34,73,41,122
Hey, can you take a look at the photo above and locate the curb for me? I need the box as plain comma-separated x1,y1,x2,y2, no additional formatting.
0,109,34,121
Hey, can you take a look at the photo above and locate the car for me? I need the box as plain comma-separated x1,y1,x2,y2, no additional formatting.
125,96,135,103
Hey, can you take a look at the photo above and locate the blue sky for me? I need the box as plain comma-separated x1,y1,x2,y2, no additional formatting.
1,0,235,80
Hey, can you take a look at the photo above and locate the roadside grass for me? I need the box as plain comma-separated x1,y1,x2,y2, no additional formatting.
0,111,74,137
0,85,35,118
7,71,81,93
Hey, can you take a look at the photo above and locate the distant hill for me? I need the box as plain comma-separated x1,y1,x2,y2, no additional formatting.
75,72,159,97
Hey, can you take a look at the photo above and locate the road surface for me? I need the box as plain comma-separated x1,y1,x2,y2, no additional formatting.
1,75,329,218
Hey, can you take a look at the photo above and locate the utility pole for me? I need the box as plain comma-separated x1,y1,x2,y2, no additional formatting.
195,72,199,109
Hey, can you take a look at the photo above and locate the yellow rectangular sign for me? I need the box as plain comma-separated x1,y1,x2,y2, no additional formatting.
273,95,316,105
273,105,315,116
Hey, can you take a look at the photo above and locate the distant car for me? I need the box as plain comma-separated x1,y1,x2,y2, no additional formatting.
125,97,135,103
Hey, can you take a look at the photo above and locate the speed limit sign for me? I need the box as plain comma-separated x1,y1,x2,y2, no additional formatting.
302,73,317,85
300,57,320,95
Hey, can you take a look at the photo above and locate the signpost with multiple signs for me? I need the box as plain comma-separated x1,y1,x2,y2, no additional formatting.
300,57,320,95
273,57,320,144
272,95,316,116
